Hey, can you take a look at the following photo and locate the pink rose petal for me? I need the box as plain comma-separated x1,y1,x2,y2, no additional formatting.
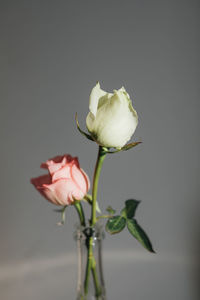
31,154,90,206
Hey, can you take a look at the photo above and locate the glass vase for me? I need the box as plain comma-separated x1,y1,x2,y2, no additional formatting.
74,223,106,300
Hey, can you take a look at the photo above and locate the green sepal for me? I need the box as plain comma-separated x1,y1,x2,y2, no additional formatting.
106,215,126,234
96,201,101,214
83,194,101,213
127,218,155,253
106,205,116,215
54,205,68,226
106,141,141,154
121,141,142,151
75,113,94,141
121,199,140,219
84,194,92,202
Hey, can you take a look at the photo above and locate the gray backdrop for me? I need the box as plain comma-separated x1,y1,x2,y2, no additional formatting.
0,0,199,299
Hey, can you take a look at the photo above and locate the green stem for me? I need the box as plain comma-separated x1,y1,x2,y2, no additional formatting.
84,237,93,295
91,258,102,297
83,146,107,298
74,201,86,227
91,146,107,226
84,238,102,297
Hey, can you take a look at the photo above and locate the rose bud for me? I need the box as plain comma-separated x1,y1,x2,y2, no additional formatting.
86,82,138,148
31,155,90,206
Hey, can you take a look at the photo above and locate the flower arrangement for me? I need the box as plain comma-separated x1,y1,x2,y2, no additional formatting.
31,82,155,299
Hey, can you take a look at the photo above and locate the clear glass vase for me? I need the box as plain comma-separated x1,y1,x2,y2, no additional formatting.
74,223,106,300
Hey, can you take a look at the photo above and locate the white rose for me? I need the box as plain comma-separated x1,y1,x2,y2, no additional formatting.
86,82,138,148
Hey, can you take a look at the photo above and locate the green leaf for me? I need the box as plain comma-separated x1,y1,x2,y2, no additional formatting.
75,113,94,141
106,205,116,215
106,216,126,234
121,199,140,219
127,219,155,253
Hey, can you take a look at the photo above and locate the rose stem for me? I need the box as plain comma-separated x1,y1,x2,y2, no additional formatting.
91,257,102,297
74,201,86,227
84,146,107,296
91,146,107,226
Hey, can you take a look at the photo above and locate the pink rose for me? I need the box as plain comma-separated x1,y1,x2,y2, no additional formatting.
31,154,90,205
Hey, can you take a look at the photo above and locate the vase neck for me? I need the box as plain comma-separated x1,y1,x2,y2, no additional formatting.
75,224,106,300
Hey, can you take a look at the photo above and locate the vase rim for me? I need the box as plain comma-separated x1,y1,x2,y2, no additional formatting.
74,222,105,240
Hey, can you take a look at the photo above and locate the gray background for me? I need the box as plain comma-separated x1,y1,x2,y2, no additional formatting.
0,0,199,299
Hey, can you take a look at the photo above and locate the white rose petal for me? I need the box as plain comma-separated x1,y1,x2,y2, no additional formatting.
86,83,138,148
